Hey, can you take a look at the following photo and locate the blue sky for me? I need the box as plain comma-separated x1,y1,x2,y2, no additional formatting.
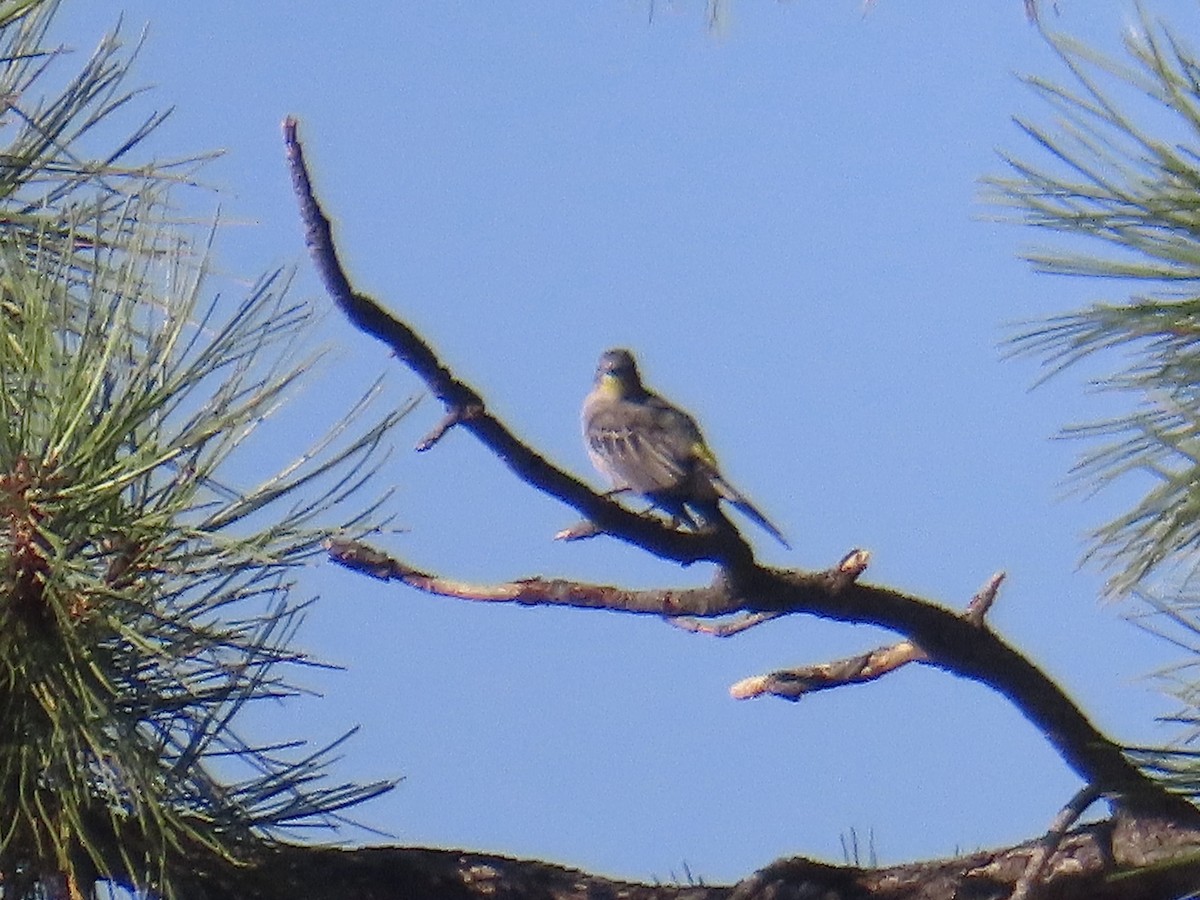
55,0,1200,884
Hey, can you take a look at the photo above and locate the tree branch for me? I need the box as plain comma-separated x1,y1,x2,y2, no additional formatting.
282,117,755,570
328,538,1199,824
182,813,1200,900
730,640,928,701
670,550,871,636
285,117,1200,827
1010,785,1103,900
728,572,1001,701
327,538,740,616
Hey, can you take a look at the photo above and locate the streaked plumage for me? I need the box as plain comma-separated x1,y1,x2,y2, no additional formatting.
581,348,788,548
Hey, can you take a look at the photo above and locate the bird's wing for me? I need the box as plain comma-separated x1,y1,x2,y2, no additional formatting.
583,393,701,494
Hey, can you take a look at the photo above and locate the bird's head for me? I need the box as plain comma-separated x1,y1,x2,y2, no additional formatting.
594,348,643,397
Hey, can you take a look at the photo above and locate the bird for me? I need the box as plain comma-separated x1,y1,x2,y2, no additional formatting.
581,347,789,548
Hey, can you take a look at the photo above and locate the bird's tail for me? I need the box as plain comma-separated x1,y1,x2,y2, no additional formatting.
713,477,790,549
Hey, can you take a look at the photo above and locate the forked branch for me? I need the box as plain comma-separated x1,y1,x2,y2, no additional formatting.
285,118,1200,827
282,117,755,570
731,572,1004,701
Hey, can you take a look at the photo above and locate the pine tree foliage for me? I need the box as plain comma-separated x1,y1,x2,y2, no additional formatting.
0,2,405,897
992,13,1200,599
990,11,1200,798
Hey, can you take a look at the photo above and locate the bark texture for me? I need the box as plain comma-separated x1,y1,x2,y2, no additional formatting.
181,812,1200,900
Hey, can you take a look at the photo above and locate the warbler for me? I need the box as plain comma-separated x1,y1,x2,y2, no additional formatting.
581,347,789,548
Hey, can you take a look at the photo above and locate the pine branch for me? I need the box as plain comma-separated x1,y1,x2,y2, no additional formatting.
0,8,405,897
989,16,1200,598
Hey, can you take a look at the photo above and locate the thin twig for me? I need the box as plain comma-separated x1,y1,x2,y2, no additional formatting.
554,519,603,542
670,610,784,637
327,538,738,617
416,403,483,452
1009,785,1103,900
966,571,1007,626
730,640,928,701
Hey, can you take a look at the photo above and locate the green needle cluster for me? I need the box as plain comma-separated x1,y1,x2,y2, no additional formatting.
0,3,404,896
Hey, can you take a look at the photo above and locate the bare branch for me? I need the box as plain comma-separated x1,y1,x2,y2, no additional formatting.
287,119,1200,826
415,403,483,452
671,548,870,636
730,640,928,701
282,117,755,571
324,535,1198,821
177,818,1200,900
966,571,1007,626
328,538,741,617
554,519,603,541
670,610,784,637
1009,785,1103,900
733,570,1008,701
